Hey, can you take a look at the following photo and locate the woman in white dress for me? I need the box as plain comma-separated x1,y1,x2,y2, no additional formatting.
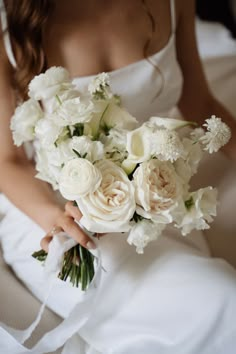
0,0,236,353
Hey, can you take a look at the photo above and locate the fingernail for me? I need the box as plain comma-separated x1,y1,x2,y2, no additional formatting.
86,241,97,249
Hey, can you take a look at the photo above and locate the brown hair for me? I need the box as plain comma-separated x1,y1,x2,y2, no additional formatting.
3,0,54,100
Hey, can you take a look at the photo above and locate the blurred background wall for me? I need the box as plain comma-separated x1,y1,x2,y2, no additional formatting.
196,0,236,38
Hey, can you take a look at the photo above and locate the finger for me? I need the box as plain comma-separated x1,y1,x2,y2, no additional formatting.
65,201,82,220
60,215,96,250
40,235,53,252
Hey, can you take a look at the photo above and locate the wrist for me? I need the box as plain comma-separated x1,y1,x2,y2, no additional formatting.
36,203,64,232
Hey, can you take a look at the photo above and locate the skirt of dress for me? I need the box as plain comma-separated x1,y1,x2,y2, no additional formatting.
0,193,236,354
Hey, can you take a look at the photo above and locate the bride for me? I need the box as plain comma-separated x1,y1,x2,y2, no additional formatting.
0,0,236,353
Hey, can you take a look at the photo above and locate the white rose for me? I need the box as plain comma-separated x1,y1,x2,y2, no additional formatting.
127,220,165,254
29,66,74,100
35,118,64,148
101,103,138,130
77,160,136,233
59,158,102,200
175,187,218,235
70,136,104,162
133,159,183,223
126,125,153,163
10,99,43,146
53,97,94,127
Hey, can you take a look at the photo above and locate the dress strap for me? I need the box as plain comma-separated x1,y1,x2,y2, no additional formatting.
0,0,17,68
170,0,176,33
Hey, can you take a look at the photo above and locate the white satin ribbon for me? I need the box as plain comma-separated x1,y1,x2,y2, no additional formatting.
0,232,102,354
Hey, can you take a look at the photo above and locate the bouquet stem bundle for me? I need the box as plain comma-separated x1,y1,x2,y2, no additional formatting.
33,244,95,290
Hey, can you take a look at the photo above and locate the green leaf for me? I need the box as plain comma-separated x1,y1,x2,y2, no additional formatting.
73,123,84,137
185,196,194,210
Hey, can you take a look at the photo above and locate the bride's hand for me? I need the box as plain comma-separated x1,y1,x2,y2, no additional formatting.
40,201,97,252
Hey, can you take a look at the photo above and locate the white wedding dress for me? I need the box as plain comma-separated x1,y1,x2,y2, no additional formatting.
0,1,236,353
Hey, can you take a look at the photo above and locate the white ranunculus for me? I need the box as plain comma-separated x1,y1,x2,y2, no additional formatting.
176,187,218,235
133,159,183,223
11,99,43,146
53,97,94,126
126,125,153,163
70,136,104,162
59,158,102,200
76,160,136,233
35,118,64,148
29,67,74,100
127,220,166,254
101,103,138,131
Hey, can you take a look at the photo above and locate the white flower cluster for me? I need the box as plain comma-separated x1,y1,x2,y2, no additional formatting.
200,115,231,153
10,67,231,254
88,72,112,101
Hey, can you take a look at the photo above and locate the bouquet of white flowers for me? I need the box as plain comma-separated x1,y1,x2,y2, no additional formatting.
11,66,231,290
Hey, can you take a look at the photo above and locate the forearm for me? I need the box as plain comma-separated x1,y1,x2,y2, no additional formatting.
208,98,236,161
179,95,236,161
0,158,63,231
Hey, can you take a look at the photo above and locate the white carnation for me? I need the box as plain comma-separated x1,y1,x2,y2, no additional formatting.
176,187,218,235
151,129,185,162
127,220,165,254
29,67,74,100
200,115,231,153
11,99,43,146
59,158,102,200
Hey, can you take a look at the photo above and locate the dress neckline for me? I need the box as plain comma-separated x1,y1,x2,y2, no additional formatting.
73,33,175,82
